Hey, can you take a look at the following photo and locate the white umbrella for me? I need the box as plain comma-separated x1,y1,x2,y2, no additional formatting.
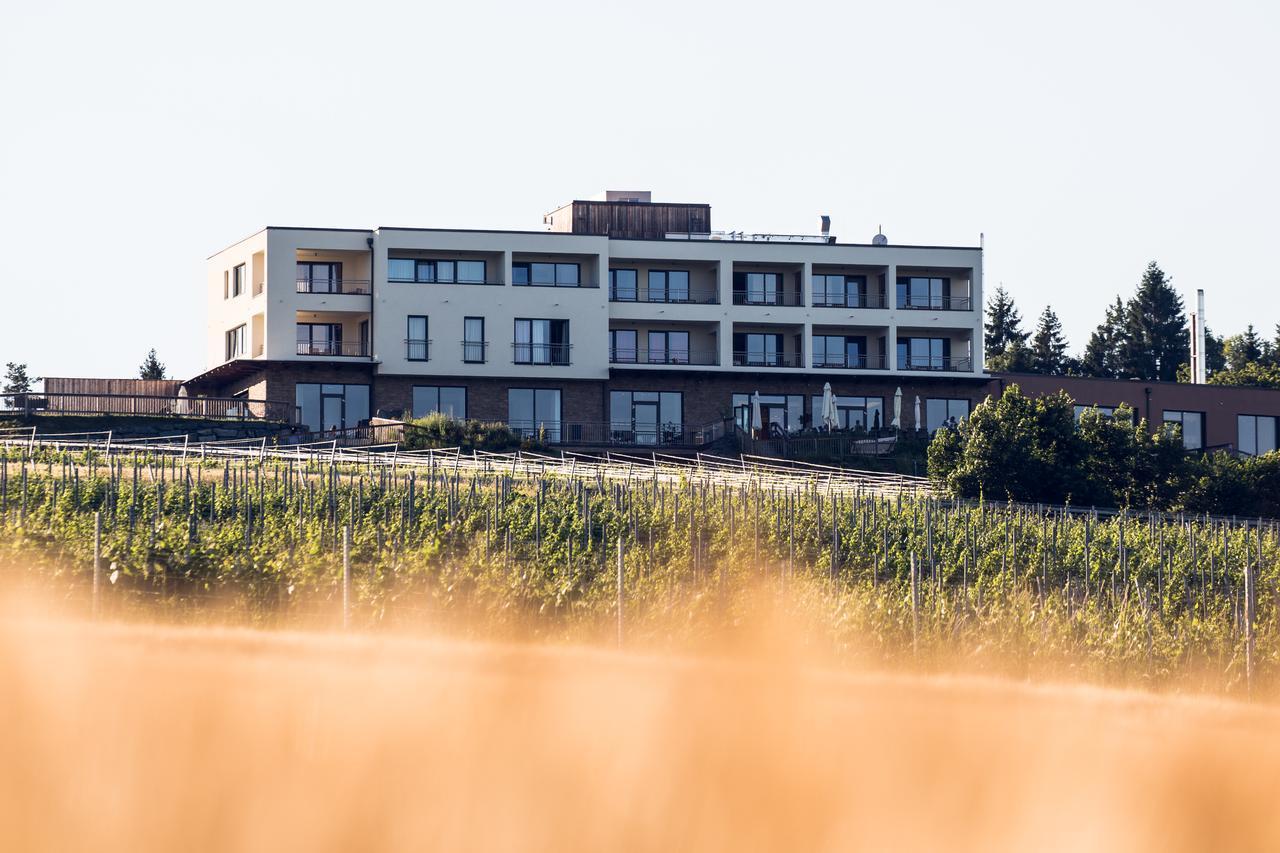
914,395,923,431
821,382,839,430
750,391,763,434
892,387,903,429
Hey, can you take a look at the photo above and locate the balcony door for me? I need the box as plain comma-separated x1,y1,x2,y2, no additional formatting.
298,323,342,356
298,262,341,294
647,331,690,364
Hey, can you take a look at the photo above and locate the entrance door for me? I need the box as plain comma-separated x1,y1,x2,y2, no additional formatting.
321,393,344,432
633,401,659,445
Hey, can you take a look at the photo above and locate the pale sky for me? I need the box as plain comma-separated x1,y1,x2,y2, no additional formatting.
1,0,1276,381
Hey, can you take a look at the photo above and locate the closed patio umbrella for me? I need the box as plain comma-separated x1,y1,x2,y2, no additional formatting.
892,387,903,429
915,395,923,431
751,391,763,435
821,382,840,430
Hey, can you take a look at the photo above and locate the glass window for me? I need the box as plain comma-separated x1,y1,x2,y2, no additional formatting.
296,383,369,432
512,263,529,285
610,269,637,301
412,386,466,419
925,398,969,432
463,317,485,363
225,324,246,360
406,316,428,361
509,388,561,442
809,395,885,430
233,264,245,296
555,263,579,286
457,260,485,283
610,329,637,363
532,263,556,285
435,261,456,283
1163,410,1205,450
1238,415,1278,456
388,258,415,282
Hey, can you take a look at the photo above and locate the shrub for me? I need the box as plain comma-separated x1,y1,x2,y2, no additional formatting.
401,413,543,453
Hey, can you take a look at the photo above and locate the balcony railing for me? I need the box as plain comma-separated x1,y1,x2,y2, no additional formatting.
897,295,973,311
296,278,372,295
609,348,719,366
609,283,720,304
732,290,804,307
512,343,573,366
812,353,889,370
899,356,974,372
296,341,369,357
2,392,294,422
461,340,487,363
813,293,889,309
508,419,727,447
405,339,432,362
388,277,505,286
732,351,803,368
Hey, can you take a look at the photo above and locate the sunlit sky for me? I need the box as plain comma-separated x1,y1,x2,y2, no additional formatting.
2,0,1276,380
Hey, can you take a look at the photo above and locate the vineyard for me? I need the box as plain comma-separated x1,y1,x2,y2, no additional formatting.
1,428,1277,695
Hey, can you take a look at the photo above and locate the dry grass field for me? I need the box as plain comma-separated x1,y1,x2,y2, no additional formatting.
3,594,1280,853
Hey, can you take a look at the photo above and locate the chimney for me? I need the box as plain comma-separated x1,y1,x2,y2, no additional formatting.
1191,289,1207,384
819,215,833,244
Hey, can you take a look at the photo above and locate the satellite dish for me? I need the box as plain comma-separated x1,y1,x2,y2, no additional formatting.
872,225,888,246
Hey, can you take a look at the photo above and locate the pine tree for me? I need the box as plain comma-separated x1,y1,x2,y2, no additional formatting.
138,349,167,380
1030,306,1070,375
3,362,34,395
1117,262,1187,381
1080,297,1127,378
1224,325,1264,371
1204,327,1227,376
984,285,1029,358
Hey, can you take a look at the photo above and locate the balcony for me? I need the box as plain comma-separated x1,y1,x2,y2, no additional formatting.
296,278,371,295
899,356,973,372
296,341,370,357
732,289,804,307
405,339,432,362
512,342,573,366
813,353,889,370
732,351,803,368
609,347,719,366
896,294,972,311
609,280,719,304
461,340,487,364
813,292,889,309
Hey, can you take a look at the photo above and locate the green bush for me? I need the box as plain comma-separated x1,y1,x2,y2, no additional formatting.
401,413,544,453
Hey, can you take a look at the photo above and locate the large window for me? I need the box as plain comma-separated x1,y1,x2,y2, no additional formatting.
232,263,246,297
508,388,561,442
812,335,867,368
1238,415,1278,456
809,395,885,431
406,316,429,361
925,398,970,432
412,386,466,420
733,271,785,305
609,268,638,301
646,331,690,365
225,324,246,360
647,270,690,303
297,323,344,356
463,317,486,363
296,261,341,293
610,391,683,445
812,274,866,308
733,332,785,367
388,258,486,284
732,393,804,434
897,337,951,370
610,329,637,363
513,262,580,287
295,383,370,433
896,276,950,309
1163,410,1205,450
514,319,571,365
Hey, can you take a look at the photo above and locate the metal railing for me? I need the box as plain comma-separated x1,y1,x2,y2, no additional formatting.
512,281,601,289
899,356,974,372
461,340,487,363
295,278,372,295
512,343,573,365
812,293,889,309
897,295,973,311
732,289,804,307
389,277,505,286
0,392,294,422
508,419,728,448
732,351,803,368
609,282,720,304
296,341,370,357
812,353,888,370
609,348,719,366
405,339,432,362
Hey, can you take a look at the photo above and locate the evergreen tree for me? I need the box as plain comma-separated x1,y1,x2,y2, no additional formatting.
1204,326,1227,376
1117,262,1187,381
3,362,34,395
1223,326,1264,371
139,349,167,380
1080,297,1127,378
1030,306,1070,375
983,285,1029,358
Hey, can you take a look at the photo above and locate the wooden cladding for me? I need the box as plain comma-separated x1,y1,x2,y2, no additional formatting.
565,201,711,240
44,377,185,397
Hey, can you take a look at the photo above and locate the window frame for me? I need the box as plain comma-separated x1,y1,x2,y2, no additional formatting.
406,315,429,362
462,317,486,363
411,385,467,420
513,261,581,287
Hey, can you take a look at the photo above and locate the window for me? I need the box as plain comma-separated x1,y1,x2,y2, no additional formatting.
610,391,683,445
896,276,950,309
897,337,952,370
388,258,487,284
646,331,690,365
297,323,344,356
296,261,341,293
733,272,785,305
809,395,885,431
295,383,370,433
1074,404,1117,421
733,393,805,434
514,319,570,365
610,269,637,301
1238,415,1278,456
733,332,785,367
647,270,691,302
610,329,637,363
406,316,429,361
513,262,580,287
1163,410,1205,450
412,386,466,420
225,324,246,360
508,388,561,442
463,317,486,363
925,398,970,433
232,264,246,297
813,335,866,368
813,274,866,308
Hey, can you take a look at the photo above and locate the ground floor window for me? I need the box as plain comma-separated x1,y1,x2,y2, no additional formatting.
925,398,969,433
732,393,804,435
610,391,682,445
1237,414,1277,456
295,383,370,433
509,388,561,442
1163,410,1205,450
411,386,466,420
809,395,884,430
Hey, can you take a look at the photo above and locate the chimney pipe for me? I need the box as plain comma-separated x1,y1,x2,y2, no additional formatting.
819,215,832,244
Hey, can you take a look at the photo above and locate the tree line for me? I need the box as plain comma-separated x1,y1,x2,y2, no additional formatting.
985,261,1280,388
